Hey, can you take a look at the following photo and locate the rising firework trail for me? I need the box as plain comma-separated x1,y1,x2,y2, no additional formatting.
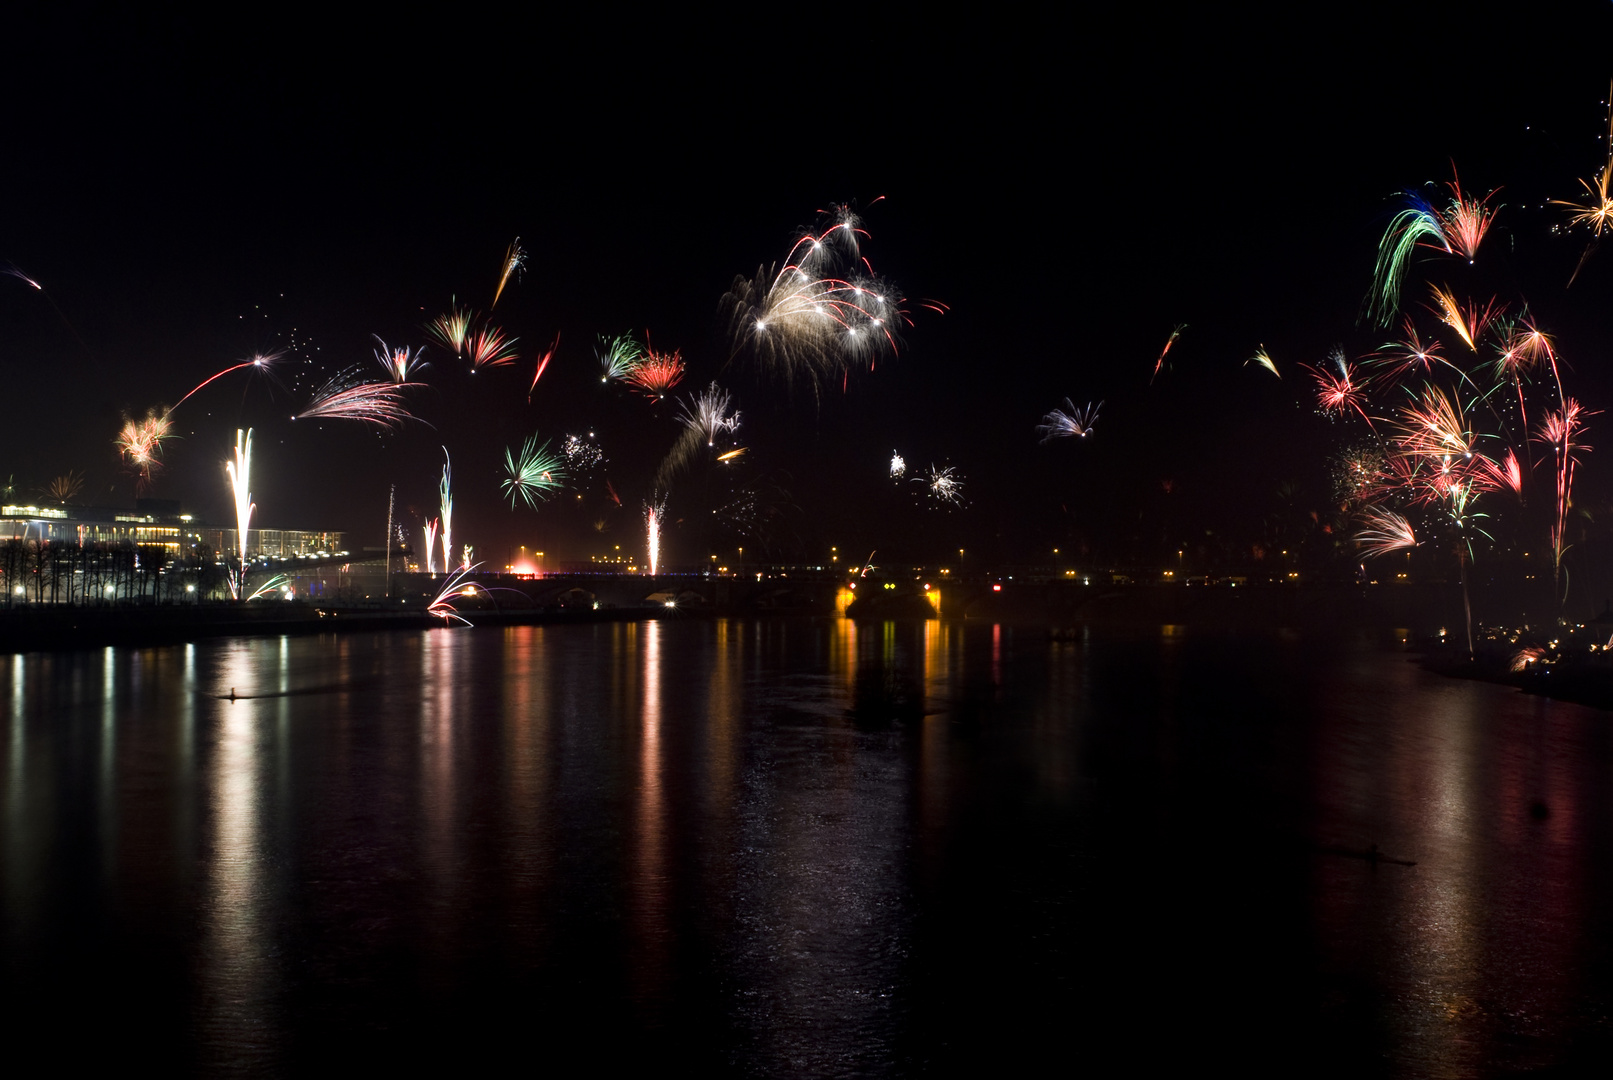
172,352,282,413
529,332,559,401
645,493,666,576
423,518,439,575
1150,325,1185,384
492,238,524,309
439,450,454,577
225,429,254,600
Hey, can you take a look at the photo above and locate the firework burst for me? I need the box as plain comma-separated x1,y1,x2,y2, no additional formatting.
1301,349,1374,428
1438,169,1498,263
626,348,686,400
502,433,567,510
1354,506,1419,558
296,370,419,429
373,335,427,382
922,464,964,506
427,304,475,356
889,452,906,479
116,409,174,486
723,204,910,391
597,333,644,384
464,324,519,369
1246,345,1280,378
1036,399,1101,442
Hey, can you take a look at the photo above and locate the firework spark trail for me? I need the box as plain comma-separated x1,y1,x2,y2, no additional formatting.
1367,191,1448,326
1354,506,1419,557
427,564,478,626
1428,285,1503,352
464,325,519,369
597,333,644,384
423,519,439,574
922,465,964,505
502,433,567,509
1246,346,1280,378
225,429,254,600
1539,399,1596,593
889,452,906,479
245,574,290,602
1,262,42,290
428,304,475,356
439,450,453,578
1150,325,1185,384
626,349,686,400
296,372,420,428
1511,645,1550,672
493,238,525,309
373,335,427,382
529,332,559,400
1474,448,1525,496
645,494,666,576
172,352,282,413
1036,399,1101,443
462,544,473,572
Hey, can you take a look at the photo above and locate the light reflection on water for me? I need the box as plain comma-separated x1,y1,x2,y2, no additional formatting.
10,621,1613,1073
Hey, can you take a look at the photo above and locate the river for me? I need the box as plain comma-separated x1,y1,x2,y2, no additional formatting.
2,619,1609,1076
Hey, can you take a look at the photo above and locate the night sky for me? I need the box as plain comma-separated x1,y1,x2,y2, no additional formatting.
6,7,1613,576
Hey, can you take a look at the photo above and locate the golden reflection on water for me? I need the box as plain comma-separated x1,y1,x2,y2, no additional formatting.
633,619,670,1003
200,641,273,1059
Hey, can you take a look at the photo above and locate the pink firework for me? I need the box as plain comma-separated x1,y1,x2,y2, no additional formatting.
295,373,420,429
1354,506,1419,558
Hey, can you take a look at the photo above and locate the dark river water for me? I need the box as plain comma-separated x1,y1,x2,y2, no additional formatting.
3,618,1611,1076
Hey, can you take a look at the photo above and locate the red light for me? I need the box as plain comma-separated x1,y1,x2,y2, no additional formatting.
992,584,1002,592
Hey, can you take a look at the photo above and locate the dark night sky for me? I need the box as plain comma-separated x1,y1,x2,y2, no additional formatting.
4,6,1613,572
